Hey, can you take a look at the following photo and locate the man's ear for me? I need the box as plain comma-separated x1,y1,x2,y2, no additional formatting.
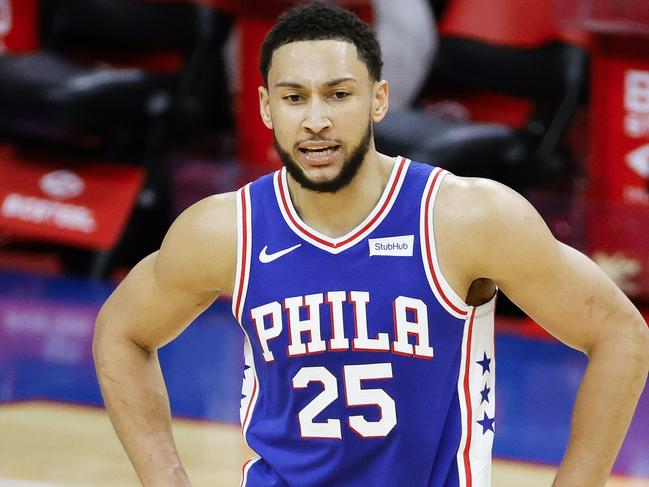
259,86,274,129
371,80,389,123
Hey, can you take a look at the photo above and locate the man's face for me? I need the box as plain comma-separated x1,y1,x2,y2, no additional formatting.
259,40,388,193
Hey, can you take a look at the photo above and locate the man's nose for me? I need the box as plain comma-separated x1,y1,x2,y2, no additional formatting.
302,98,332,133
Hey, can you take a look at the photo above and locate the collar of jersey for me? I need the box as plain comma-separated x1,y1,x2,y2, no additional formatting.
273,156,410,254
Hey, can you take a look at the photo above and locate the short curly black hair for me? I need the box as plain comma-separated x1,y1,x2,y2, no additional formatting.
260,2,383,86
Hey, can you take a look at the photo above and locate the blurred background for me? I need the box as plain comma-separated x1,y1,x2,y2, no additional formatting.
0,0,647,485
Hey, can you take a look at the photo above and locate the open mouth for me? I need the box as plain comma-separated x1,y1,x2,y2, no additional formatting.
299,146,340,157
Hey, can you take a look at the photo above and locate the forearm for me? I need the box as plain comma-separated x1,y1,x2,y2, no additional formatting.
553,333,649,487
93,330,190,487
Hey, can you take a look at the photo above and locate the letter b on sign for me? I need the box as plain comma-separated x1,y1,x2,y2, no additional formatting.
626,70,649,113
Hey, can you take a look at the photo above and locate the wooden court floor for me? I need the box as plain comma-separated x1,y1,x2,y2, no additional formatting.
1,402,647,487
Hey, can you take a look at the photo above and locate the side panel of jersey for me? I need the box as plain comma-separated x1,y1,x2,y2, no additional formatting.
233,159,496,487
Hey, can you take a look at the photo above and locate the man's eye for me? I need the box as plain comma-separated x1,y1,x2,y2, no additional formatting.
285,94,303,103
332,91,349,99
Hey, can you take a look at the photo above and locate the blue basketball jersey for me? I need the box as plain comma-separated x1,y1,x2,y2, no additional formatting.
231,157,496,487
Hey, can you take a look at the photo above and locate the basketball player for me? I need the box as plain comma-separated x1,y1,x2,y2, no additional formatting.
93,4,649,487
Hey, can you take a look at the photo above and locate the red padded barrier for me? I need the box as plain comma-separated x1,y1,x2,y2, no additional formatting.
439,0,589,48
423,0,590,127
0,146,145,251
561,1,649,299
0,0,39,53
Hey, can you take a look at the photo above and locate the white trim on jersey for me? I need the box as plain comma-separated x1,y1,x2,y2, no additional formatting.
232,184,253,322
239,456,261,487
273,156,410,254
456,307,474,487
419,167,470,319
455,298,497,487
418,165,497,485
231,184,261,453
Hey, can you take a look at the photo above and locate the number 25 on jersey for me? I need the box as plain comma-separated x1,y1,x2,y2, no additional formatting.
292,362,397,439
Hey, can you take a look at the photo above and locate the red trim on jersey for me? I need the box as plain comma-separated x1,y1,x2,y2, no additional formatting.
462,307,477,487
278,157,406,249
234,188,249,320
423,169,468,317
239,458,254,487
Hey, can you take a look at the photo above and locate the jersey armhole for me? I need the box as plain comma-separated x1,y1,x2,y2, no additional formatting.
231,184,253,322
420,168,472,319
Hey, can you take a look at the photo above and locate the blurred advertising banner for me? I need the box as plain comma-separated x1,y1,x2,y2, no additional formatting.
589,39,649,206
0,146,144,250
0,0,39,53
0,295,97,365
587,40,649,299
557,0,649,298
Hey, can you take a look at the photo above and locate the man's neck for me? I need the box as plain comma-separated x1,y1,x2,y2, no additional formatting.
286,150,395,239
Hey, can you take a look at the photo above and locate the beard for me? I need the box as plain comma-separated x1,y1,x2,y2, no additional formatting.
273,122,373,194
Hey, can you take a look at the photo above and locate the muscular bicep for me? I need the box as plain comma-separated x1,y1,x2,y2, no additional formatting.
438,176,643,354
473,182,642,354
97,252,220,352
95,192,237,352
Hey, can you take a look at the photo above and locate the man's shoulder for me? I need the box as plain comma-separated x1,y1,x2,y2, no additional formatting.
174,191,238,239
436,174,515,227
435,173,553,277
156,191,239,294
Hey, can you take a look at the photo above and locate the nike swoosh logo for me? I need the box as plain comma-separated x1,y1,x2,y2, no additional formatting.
259,244,302,263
